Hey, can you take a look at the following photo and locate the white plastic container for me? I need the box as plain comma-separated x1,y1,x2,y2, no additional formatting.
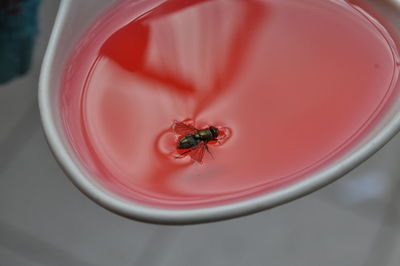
39,0,400,224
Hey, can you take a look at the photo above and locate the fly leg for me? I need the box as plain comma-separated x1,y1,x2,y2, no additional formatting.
205,144,214,159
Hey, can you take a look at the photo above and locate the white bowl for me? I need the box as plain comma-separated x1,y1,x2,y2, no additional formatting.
39,0,400,224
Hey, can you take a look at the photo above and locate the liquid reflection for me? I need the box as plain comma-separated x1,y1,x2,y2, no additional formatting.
101,0,268,110
95,0,268,201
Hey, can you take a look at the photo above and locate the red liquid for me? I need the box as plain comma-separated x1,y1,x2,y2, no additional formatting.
62,0,400,208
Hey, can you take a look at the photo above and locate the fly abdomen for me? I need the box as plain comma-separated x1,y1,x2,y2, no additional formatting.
178,134,199,149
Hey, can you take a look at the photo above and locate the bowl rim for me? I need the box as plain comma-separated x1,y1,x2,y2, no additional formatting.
39,0,400,225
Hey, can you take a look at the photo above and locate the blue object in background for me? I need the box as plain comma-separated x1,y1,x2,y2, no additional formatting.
0,0,41,84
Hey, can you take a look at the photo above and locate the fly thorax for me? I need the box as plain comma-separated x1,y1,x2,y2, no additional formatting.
198,130,211,140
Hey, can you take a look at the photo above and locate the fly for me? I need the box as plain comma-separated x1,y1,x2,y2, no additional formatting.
172,121,220,163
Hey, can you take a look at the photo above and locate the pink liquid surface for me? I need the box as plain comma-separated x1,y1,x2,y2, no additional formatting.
62,0,400,208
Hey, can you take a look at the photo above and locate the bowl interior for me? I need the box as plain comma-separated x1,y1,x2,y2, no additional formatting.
40,0,400,224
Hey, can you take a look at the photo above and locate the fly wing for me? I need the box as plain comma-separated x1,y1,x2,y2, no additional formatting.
190,142,206,164
173,121,197,136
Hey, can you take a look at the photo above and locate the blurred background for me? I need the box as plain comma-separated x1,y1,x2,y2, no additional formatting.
1,0,400,265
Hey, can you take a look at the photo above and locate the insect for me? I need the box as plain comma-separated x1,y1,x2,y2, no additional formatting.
173,121,220,163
